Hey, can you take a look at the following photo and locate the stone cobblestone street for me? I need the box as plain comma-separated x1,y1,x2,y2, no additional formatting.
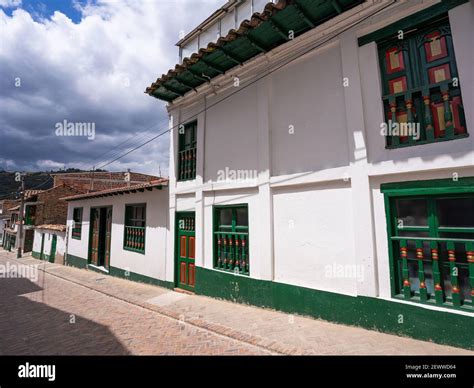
0,250,471,355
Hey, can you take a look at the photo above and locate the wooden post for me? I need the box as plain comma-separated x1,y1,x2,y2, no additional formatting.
466,242,474,308
423,89,434,141
416,240,427,301
447,241,460,307
431,241,444,305
400,240,411,299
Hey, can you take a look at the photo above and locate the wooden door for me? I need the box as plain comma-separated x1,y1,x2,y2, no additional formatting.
176,212,195,291
40,233,45,260
104,207,112,269
50,234,57,263
24,230,34,253
89,208,100,266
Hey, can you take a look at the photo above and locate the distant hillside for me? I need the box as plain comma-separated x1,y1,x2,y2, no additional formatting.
0,169,106,199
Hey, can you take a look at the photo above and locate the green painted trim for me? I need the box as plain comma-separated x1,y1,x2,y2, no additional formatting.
109,266,174,289
175,211,196,292
213,204,250,275
66,253,88,269
66,254,172,288
358,0,469,46
124,203,146,254
386,134,469,150
31,251,41,259
177,121,197,182
195,267,473,349
72,207,83,240
382,179,474,311
381,177,474,194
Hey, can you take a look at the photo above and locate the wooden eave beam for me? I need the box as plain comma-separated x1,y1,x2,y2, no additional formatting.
201,58,225,74
187,68,209,82
174,78,195,91
161,83,185,97
267,19,289,41
244,35,267,53
219,47,243,65
293,2,315,27
332,0,342,14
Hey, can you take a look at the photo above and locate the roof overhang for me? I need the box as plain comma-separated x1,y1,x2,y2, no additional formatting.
63,181,168,202
146,0,364,102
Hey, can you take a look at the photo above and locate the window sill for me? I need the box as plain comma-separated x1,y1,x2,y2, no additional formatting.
386,133,469,150
212,267,249,277
393,294,473,313
123,247,145,255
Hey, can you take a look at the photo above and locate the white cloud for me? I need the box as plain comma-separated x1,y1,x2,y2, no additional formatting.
0,0,21,8
0,0,222,175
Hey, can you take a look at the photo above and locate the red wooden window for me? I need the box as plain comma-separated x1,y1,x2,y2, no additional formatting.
378,18,467,148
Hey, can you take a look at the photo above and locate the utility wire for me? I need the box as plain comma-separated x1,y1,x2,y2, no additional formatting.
0,174,53,200
91,1,395,171
88,116,171,169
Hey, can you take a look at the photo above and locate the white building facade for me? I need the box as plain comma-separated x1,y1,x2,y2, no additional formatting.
32,226,67,264
64,181,172,287
147,0,473,348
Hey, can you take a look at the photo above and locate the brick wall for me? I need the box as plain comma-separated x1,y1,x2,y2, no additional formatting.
35,185,80,225
53,172,159,192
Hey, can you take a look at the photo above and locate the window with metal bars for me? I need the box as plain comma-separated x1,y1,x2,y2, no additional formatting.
124,204,146,254
384,187,474,311
72,208,82,239
214,205,249,275
378,16,467,148
177,121,197,181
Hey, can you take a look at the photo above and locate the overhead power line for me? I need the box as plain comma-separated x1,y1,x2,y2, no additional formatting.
90,1,396,171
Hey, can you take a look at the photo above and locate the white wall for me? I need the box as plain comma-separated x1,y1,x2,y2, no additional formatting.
33,229,66,261
204,83,259,182
166,1,474,307
66,188,170,282
273,181,357,295
270,43,350,176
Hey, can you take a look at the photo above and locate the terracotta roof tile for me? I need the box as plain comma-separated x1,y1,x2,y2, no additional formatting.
145,0,287,98
62,179,168,201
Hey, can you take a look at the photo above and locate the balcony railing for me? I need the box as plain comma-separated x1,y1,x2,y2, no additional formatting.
124,225,145,253
214,232,249,275
383,80,467,148
178,147,196,181
392,236,474,310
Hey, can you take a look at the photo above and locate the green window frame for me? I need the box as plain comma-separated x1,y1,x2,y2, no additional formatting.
213,204,249,275
177,121,197,181
376,14,467,149
25,205,36,226
72,207,83,240
382,178,474,311
124,203,146,254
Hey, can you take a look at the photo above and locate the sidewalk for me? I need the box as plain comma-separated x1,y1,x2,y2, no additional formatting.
2,251,472,355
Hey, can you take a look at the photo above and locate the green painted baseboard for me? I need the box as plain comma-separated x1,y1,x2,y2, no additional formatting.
66,254,87,269
32,251,53,262
109,266,174,289
65,254,173,289
195,267,474,350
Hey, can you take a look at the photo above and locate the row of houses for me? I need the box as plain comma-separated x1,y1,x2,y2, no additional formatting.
1,172,159,265
6,0,473,349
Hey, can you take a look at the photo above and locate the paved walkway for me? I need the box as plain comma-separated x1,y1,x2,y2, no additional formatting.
0,250,471,355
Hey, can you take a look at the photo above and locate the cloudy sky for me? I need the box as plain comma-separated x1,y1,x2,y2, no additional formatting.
0,0,223,176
